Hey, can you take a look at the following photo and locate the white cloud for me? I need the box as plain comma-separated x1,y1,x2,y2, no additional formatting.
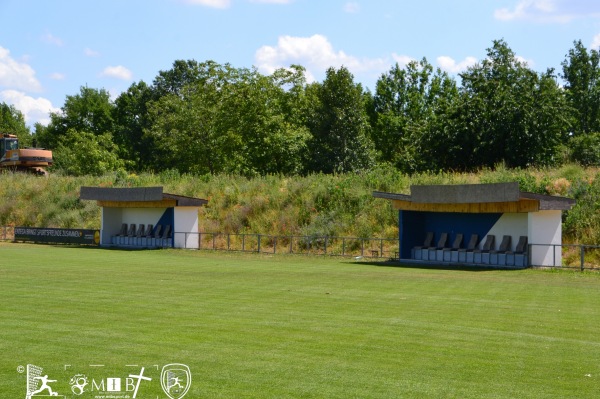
494,0,600,23
392,54,415,68
255,34,388,83
0,90,59,126
84,48,100,57
0,46,42,92
515,55,534,67
343,2,360,13
180,0,231,8
50,72,66,80
41,32,64,46
437,56,478,73
100,65,133,81
592,34,600,49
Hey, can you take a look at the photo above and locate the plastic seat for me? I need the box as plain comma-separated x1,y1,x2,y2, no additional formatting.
412,232,434,260
474,235,495,264
458,234,478,263
444,233,463,262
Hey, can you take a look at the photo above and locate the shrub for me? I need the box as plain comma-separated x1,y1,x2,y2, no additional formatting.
569,133,600,166
1,167,599,244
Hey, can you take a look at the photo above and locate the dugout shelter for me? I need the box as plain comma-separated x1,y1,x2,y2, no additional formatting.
373,182,576,268
80,186,207,249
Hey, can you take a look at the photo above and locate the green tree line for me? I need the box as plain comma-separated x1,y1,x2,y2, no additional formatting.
3,39,600,176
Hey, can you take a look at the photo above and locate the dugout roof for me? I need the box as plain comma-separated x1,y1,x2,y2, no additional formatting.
80,186,208,208
373,182,575,213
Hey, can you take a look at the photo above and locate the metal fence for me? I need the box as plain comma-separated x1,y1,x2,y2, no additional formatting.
0,225,13,241
3,225,599,268
178,232,399,258
529,243,600,271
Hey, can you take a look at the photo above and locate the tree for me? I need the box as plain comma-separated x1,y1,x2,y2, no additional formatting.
152,59,219,97
39,86,115,149
146,62,310,175
450,39,570,169
220,65,310,175
569,132,600,166
0,102,32,146
146,77,237,175
370,59,458,172
305,66,375,174
561,40,600,135
52,130,125,176
113,81,155,171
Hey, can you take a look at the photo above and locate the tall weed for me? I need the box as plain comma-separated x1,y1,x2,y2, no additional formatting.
0,167,598,242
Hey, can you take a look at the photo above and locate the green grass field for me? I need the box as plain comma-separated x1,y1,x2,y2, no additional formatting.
1,243,600,398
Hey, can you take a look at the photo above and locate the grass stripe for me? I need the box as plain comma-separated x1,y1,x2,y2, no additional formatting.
1,243,599,398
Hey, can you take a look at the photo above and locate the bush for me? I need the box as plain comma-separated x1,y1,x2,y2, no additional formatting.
563,173,600,244
1,167,599,244
52,130,126,176
569,133,600,166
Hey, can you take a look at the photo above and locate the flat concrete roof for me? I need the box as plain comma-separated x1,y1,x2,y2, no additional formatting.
373,182,575,211
80,186,208,207
411,182,520,204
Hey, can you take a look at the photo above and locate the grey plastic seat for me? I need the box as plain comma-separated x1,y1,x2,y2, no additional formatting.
444,233,463,262
474,235,495,264
458,234,478,263
412,232,434,260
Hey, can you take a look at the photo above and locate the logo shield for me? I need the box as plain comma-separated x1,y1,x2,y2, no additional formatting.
160,364,191,399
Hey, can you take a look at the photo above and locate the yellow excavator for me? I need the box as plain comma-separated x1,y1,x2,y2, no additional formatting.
0,133,53,175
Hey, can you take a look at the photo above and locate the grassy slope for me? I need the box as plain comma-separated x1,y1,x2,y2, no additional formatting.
0,164,599,242
1,243,600,398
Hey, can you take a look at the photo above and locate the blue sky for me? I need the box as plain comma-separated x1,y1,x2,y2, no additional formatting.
2,0,600,126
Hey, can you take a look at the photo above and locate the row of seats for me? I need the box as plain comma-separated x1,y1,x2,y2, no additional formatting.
412,233,528,267
111,223,172,248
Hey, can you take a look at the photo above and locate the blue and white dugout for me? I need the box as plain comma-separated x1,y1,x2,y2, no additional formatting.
373,182,576,268
80,186,208,249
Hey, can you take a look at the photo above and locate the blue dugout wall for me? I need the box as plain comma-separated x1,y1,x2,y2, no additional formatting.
399,210,502,259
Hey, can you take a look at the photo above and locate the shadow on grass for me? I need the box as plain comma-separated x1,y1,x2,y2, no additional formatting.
346,259,527,272
14,242,163,251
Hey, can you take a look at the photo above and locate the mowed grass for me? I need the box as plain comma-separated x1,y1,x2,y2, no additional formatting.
1,243,600,398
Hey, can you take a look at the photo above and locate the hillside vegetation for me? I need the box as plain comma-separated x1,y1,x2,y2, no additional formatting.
1,164,599,244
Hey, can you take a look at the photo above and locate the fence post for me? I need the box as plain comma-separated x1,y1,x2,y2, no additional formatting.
324,236,328,255
273,236,277,254
361,238,364,257
380,239,383,258
258,234,261,253
581,245,585,271
227,234,230,250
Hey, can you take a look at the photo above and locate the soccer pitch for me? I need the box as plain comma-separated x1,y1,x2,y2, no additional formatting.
1,243,600,398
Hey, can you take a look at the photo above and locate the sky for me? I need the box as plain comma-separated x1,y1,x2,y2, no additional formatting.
2,0,600,127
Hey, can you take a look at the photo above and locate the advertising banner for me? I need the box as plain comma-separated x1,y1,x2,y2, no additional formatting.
15,227,100,245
